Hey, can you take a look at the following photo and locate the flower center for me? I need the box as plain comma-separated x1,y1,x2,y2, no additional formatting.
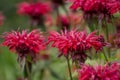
16,43,30,55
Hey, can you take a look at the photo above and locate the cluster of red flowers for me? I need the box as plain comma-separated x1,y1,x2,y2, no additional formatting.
2,30,45,57
2,28,109,63
48,29,108,62
70,0,120,15
79,63,120,80
1,0,120,80
17,2,51,17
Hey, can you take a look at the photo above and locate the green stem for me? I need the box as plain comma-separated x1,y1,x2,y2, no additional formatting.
39,68,44,80
24,60,32,80
102,50,109,62
30,25,33,31
104,21,110,58
39,16,46,31
29,20,34,31
105,23,109,41
66,58,73,80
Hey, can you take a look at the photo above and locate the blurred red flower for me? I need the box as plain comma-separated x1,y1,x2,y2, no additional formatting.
17,2,51,17
56,15,70,30
79,63,120,80
2,29,45,57
70,0,120,21
70,0,120,15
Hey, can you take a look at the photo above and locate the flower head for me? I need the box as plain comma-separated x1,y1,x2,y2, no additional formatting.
70,0,120,20
17,2,51,17
17,2,51,26
2,29,45,57
48,29,108,63
78,63,120,80
70,0,120,14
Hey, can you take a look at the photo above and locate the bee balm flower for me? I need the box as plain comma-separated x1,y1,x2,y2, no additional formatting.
17,2,51,17
78,63,120,80
17,1,51,26
70,0,120,21
48,29,108,63
2,29,45,58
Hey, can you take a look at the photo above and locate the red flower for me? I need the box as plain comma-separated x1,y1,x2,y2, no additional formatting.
70,0,120,15
17,2,51,26
78,63,120,80
48,29,108,63
17,2,51,17
48,30,71,55
56,15,70,30
2,29,45,57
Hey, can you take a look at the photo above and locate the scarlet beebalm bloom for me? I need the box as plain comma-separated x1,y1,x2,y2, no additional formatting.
70,0,120,20
17,2,51,17
48,29,108,63
2,29,45,57
17,2,51,26
70,0,120,14
78,63,120,80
